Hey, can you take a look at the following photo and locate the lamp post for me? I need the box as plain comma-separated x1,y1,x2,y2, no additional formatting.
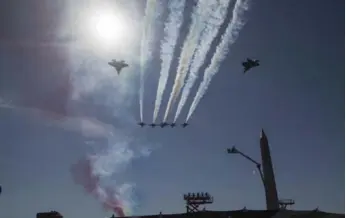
226,146,266,191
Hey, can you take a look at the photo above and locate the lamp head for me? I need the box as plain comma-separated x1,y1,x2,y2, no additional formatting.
227,146,238,154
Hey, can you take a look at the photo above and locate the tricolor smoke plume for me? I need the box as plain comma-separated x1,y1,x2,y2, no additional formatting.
186,0,250,121
0,2,154,216
139,0,160,122
152,0,186,123
71,130,150,217
173,0,232,122
71,158,127,217
2,98,143,217
67,55,148,216
162,0,212,122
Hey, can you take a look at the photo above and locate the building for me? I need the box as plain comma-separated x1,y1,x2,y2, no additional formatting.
36,211,63,218
115,209,344,218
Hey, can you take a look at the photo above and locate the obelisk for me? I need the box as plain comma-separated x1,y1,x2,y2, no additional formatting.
260,129,279,210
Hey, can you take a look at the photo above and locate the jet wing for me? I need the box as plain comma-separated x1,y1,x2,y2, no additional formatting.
243,66,251,73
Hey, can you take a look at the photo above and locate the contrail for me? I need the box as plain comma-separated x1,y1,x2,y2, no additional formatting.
139,0,159,122
186,0,250,121
173,0,232,122
162,0,212,122
152,0,186,123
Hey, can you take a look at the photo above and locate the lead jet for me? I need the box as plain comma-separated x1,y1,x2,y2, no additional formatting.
181,123,189,128
160,122,168,128
170,123,176,128
242,58,260,73
108,59,129,75
138,122,146,127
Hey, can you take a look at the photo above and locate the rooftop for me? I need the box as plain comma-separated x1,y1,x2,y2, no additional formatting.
122,210,344,218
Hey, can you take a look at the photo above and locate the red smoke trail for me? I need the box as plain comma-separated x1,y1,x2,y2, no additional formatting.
71,158,125,217
102,187,125,217
71,158,99,193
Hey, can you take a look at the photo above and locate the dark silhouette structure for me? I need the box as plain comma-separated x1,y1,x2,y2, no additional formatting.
36,211,63,218
227,146,265,189
260,129,279,210
183,192,213,213
227,129,295,211
40,209,344,218
278,199,295,209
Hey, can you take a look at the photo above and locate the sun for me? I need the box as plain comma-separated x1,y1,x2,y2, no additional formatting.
90,11,126,45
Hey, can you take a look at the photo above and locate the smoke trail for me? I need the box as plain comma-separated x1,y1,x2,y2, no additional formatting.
162,0,212,122
66,49,156,216
186,0,250,121
71,158,126,217
152,0,186,123
173,0,231,122
139,0,159,122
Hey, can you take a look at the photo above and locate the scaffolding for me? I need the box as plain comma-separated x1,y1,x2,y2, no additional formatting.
183,192,213,213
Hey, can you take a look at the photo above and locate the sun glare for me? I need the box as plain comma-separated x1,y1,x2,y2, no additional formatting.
90,11,126,45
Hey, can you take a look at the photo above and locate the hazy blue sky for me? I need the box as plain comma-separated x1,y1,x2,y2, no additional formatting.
0,0,344,217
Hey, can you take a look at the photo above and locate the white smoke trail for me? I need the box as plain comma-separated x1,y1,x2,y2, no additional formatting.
162,0,213,122
152,0,186,123
186,0,250,121
173,0,232,122
139,0,159,122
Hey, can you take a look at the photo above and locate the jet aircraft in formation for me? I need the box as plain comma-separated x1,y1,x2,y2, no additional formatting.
137,122,189,128
128,58,261,130
160,122,169,128
138,122,145,127
242,58,260,73
108,59,129,74
181,122,189,128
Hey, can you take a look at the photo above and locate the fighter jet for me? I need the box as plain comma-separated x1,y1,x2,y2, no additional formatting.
149,123,157,128
138,122,146,127
160,122,168,128
170,123,176,128
108,59,129,74
181,123,189,128
242,58,260,73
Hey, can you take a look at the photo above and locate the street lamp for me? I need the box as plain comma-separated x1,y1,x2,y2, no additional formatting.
226,145,265,190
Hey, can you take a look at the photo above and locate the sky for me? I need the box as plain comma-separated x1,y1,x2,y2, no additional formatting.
0,0,344,217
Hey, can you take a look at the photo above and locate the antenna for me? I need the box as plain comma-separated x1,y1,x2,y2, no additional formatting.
183,192,213,213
